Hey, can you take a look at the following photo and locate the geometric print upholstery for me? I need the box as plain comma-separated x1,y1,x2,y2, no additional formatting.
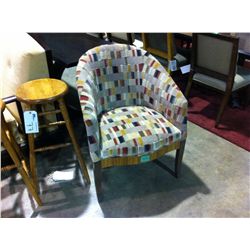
76,44,187,163
100,106,181,159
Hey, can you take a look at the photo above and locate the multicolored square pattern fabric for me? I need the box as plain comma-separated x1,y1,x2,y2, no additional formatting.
76,44,187,163
100,106,181,159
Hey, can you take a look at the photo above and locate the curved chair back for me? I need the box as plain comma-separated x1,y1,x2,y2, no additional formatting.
76,44,172,116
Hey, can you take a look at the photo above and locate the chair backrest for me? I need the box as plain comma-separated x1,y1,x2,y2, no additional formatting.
76,44,170,116
141,33,175,63
191,33,239,83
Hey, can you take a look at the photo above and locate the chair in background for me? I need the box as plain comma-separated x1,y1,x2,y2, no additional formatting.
141,33,188,74
76,44,187,200
1,99,42,206
106,33,134,45
185,33,250,127
174,33,192,63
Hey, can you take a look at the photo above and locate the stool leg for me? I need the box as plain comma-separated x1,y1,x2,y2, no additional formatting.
28,133,38,192
24,104,39,192
1,128,42,206
58,98,90,184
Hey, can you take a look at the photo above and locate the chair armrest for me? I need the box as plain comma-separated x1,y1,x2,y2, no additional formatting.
76,59,101,162
143,55,188,138
159,79,188,139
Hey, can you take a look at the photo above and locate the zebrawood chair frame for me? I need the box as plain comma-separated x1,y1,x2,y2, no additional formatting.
94,140,186,200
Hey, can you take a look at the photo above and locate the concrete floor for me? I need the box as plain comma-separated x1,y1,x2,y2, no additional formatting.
1,118,249,218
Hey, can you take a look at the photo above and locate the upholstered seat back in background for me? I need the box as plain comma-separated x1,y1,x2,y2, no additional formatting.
0,33,50,122
76,44,187,162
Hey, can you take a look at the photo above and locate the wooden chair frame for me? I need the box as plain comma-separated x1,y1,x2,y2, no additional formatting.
94,140,186,201
185,33,240,127
141,33,174,73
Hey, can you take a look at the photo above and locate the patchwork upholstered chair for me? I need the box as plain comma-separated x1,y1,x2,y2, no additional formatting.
76,44,187,199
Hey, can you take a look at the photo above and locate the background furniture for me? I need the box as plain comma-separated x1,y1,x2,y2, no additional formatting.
15,78,90,192
0,33,52,123
185,33,250,127
1,99,42,206
29,33,111,111
141,33,188,74
174,33,192,62
106,33,134,45
29,33,110,79
76,44,187,200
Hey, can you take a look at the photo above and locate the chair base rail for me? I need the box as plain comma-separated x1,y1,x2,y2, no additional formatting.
93,140,186,202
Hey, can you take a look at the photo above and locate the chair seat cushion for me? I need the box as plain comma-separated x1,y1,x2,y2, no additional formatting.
193,66,250,92
100,106,181,159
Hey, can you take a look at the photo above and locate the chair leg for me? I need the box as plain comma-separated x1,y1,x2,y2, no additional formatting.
58,98,90,184
185,71,194,98
215,92,231,127
27,133,38,192
93,162,103,201
175,140,186,178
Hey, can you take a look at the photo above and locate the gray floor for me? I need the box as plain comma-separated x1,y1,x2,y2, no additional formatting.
1,120,249,218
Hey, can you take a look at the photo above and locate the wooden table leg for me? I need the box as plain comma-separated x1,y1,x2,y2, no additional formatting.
58,98,90,184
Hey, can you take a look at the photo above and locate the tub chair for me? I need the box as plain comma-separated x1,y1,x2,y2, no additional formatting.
76,44,187,199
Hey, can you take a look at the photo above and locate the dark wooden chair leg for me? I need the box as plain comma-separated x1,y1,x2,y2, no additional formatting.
185,71,194,98
175,140,186,178
215,92,231,127
93,162,103,201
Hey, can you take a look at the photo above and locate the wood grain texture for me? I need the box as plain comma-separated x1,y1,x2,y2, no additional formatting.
1,100,42,206
15,79,90,191
58,98,90,184
16,78,68,104
101,141,180,168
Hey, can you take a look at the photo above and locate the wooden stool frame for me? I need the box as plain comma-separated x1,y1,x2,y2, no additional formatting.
1,100,42,206
15,79,90,193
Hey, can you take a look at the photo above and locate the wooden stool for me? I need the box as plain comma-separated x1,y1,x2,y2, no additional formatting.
15,78,90,192
1,99,42,206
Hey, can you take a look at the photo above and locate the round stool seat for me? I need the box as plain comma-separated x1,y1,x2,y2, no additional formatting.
16,78,68,104
0,99,6,112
